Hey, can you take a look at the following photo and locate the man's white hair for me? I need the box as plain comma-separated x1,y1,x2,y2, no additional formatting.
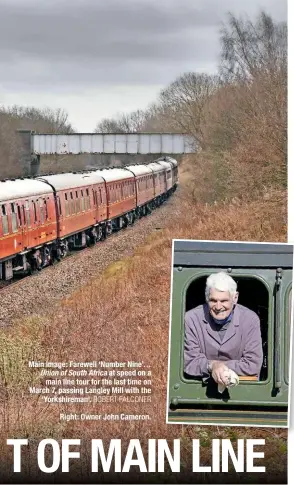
205,272,237,302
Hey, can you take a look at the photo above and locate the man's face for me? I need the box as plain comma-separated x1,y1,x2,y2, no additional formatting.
208,288,238,321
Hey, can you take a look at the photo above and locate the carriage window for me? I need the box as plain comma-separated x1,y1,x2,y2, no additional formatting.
81,190,85,211
25,200,31,227
17,205,22,226
75,191,80,213
85,188,90,209
185,275,269,383
1,204,9,235
39,199,45,224
11,203,18,232
32,200,38,223
22,206,26,225
57,197,62,216
86,189,89,209
70,192,75,214
44,199,48,220
64,193,69,216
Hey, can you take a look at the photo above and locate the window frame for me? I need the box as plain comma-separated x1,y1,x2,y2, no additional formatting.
181,272,272,387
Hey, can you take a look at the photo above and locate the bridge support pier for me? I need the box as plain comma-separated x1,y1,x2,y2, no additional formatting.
17,130,40,176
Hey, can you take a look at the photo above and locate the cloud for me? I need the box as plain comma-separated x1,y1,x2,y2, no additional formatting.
0,0,286,88
0,0,287,129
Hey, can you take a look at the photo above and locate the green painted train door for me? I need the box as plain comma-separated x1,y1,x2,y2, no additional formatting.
168,267,291,409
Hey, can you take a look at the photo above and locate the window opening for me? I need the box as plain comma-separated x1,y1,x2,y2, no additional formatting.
185,275,269,383
70,191,75,214
1,204,9,234
44,199,48,220
25,200,31,227
57,197,62,216
81,190,85,211
39,199,45,224
11,203,18,232
17,205,22,226
65,193,69,216
75,191,80,213
32,201,38,223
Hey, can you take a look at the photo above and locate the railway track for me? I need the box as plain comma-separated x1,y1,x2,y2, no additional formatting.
0,247,88,293
0,218,164,295
0,193,176,327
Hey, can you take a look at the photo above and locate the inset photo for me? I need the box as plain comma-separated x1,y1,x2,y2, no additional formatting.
167,240,293,428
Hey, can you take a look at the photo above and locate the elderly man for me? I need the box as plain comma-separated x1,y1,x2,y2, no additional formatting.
184,272,263,386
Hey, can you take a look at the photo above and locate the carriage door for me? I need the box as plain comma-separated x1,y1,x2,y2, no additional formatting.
92,188,98,222
15,201,26,251
21,200,31,250
164,170,167,192
98,186,106,220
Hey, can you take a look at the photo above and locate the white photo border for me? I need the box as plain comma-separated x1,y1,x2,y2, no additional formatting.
288,0,293,480
166,239,293,430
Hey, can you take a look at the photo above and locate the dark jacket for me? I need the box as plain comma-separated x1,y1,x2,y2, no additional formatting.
184,303,263,378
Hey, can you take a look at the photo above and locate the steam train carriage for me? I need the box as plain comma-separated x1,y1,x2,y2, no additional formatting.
0,179,56,279
168,240,293,427
0,157,178,280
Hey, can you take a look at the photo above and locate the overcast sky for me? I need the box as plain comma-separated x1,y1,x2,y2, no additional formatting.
0,0,287,132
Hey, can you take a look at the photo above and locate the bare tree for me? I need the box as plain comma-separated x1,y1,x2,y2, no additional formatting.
158,72,220,144
119,109,148,132
95,109,149,133
95,117,124,133
39,107,74,133
0,105,75,178
219,11,287,82
0,105,75,133
217,11,287,160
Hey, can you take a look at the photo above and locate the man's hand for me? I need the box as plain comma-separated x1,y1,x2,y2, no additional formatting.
210,361,230,386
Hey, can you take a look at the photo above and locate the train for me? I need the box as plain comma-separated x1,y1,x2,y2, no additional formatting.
167,240,293,427
0,157,178,280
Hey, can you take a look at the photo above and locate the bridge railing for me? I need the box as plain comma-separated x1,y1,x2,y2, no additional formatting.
31,132,197,155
